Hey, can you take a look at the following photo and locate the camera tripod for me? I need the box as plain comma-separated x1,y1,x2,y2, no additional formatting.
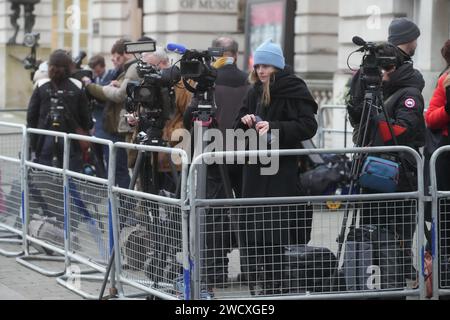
129,129,181,197
333,71,426,291
99,122,184,299
187,88,236,298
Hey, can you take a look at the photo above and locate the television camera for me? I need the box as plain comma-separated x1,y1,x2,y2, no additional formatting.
166,43,223,122
124,41,181,145
350,36,399,88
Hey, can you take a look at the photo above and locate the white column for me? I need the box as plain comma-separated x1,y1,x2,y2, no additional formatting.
71,0,80,58
57,0,64,49
90,0,132,61
294,0,339,79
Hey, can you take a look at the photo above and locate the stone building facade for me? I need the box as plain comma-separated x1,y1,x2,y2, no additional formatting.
0,0,449,111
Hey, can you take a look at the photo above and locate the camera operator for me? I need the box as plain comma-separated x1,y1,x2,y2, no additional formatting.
86,55,118,171
183,36,249,286
27,49,93,171
123,47,194,193
82,38,135,188
347,42,425,288
211,36,250,198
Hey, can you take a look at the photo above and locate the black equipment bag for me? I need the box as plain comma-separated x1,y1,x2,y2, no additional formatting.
343,225,404,291
282,245,339,293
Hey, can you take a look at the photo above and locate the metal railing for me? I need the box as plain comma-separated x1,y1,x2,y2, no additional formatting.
56,134,115,299
111,142,190,300
317,105,353,149
429,146,450,299
0,122,26,257
0,124,446,300
16,128,67,276
188,146,426,300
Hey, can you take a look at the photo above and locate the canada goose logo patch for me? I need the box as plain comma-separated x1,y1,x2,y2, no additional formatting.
404,98,416,109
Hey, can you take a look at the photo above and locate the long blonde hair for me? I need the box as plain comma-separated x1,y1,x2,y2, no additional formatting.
249,68,276,106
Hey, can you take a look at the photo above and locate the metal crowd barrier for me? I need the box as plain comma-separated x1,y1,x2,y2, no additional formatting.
189,146,426,300
429,146,450,299
111,142,190,300
56,134,115,299
0,122,26,257
317,105,353,149
0,123,441,300
16,128,67,276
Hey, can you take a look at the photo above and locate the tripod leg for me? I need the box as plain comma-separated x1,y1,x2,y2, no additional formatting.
151,152,160,195
218,164,234,199
98,149,146,300
168,159,181,198
129,151,144,190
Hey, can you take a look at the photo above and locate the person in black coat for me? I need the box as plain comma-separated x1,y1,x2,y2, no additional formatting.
27,49,93,171
348,43,426,288
234,39,318,294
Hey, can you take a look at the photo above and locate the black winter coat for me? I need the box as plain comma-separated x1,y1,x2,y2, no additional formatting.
235,69,318,198
214,64,250,134
380,62,426,150
27,78,93,150
234,69,318,247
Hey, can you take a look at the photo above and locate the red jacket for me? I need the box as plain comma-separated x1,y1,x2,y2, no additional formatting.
426,73,450,136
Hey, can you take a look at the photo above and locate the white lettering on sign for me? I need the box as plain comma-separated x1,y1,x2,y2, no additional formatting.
366,265,381,290
179,0,237,12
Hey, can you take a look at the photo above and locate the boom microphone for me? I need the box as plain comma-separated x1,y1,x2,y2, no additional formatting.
166,43,187,54
352,36,366,47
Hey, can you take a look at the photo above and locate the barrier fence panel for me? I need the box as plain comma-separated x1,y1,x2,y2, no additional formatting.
0,122,26,257
429,146,450,299
111,143,189,300
16,129,67,277
189,147,425,300
56,134,115,299
317,105,353,149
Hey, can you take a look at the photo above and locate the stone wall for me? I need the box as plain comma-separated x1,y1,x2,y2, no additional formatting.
90,0,141,58
143,0,245,67
0,0,51,109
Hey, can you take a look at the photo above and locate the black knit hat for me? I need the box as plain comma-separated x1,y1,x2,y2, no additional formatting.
388,18,420,46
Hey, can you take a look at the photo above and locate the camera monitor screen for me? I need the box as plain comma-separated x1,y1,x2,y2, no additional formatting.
125,41,156,54
180,61,203,78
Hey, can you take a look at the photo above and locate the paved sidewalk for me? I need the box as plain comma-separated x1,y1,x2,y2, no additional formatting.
0,253,82,300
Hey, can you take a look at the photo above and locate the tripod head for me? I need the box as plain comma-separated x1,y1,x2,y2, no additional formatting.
189,88,217,128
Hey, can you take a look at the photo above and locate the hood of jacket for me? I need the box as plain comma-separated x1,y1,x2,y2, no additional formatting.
382,62,425,98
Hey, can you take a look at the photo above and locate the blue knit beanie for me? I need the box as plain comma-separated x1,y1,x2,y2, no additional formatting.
253,39,285,70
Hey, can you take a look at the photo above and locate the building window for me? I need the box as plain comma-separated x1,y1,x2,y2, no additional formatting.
52,0,89,57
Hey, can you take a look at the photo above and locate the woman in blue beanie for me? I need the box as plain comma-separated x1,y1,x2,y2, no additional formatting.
234,39,318,295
